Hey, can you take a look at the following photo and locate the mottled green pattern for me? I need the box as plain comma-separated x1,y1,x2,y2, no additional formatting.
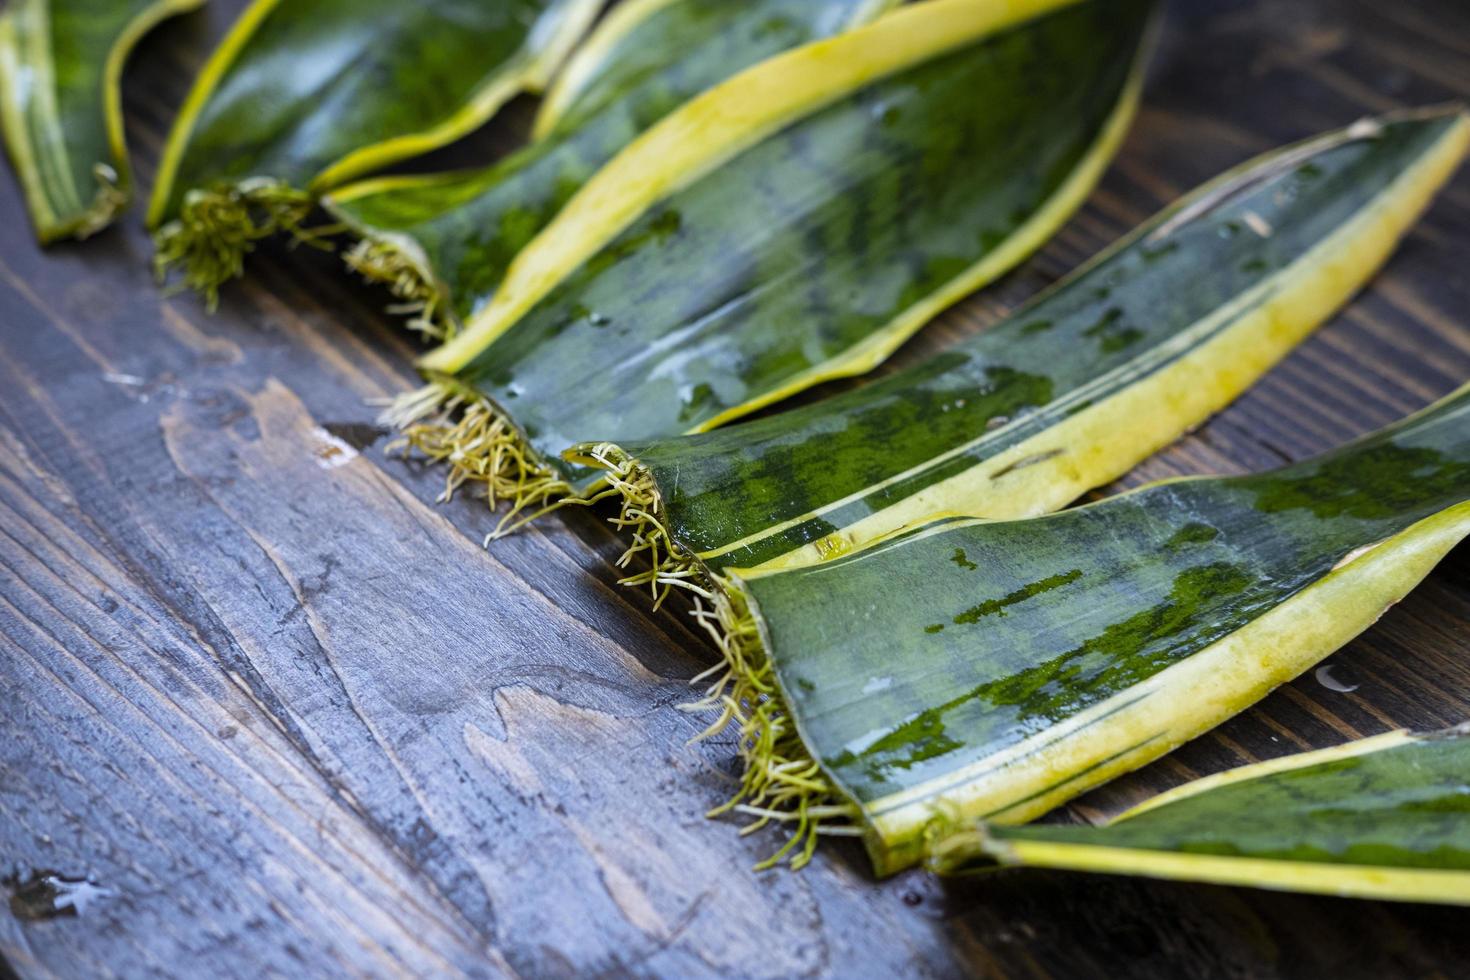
327,0,888,324
0,0,191,240
743,390,1470,807
151,0,582,224
992,730,1470,871
450,0,1153,485
608,114,1463,569
547,1,887,135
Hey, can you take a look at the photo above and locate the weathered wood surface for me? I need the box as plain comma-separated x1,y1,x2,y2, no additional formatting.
3,0,1469,976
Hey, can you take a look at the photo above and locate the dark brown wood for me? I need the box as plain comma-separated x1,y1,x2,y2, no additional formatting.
3,1,1470,976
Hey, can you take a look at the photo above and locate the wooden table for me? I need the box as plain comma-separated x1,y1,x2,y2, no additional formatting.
4,1,1469,976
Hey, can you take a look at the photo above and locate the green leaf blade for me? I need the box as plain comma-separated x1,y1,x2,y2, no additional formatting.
147,0,600,299
737,387,1470,872
410,0,1154,510
943,728,1470,904
595,108,1470,576
323,0,896,333
0,0,203,243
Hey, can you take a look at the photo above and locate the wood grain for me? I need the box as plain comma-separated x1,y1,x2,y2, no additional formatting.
2,0,1469,976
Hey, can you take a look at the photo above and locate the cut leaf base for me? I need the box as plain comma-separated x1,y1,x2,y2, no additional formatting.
68,163,129,242
684,587,858,871
342,237,445,340
151,179,319,309
385,380,586,539
572,443,708,605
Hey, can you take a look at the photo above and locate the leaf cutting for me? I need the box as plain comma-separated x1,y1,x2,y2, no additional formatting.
929,726,1470,906
703,383,1470,873
390,0,1156,527
323,0,900,338
0,0,204,242
575,108,1470,599
147,0,602,306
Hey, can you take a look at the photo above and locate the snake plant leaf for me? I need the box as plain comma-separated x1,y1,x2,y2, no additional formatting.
573,108,1470,597
710,385,1470,874
0,0,204,243
391,0,1155,525
929,726,1470,906
323,0,900,339
146,0,602,306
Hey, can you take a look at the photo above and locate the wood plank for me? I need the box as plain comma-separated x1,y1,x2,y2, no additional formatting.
3,0,1469,976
